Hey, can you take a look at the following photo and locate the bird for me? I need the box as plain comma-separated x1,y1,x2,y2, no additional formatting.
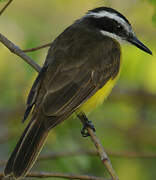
4,7,152,179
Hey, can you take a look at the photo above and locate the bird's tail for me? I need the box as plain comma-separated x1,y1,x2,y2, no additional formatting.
4,118,49,179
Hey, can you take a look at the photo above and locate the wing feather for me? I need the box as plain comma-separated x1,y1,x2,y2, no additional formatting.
24,27,121,126
41,64,110,118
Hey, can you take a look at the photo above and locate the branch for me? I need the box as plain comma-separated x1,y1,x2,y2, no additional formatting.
1,149,156,167
0,0,13,16
0,172,109,180
111,87,156,105
23,42,51,53
0,33,41,72
38,149,156,160
87,129,119,180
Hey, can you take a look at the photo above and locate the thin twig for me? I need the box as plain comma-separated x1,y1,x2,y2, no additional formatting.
38,150,98,160
0,33,41,72
78,113,119,180
39,149,156,160
0,0,13,16
0,172,109,180
111,87,156,105
87,129,119,180
23,42,51,52
1,149,156,166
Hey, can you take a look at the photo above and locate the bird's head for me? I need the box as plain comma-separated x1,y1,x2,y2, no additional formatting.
82,7,152,55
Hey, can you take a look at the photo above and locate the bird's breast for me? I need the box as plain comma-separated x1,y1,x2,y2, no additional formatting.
77,74,119,115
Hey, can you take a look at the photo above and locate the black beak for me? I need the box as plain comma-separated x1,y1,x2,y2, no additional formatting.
128,36,152,55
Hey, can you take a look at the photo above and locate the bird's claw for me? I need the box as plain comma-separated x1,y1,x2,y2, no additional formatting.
81,119,96,137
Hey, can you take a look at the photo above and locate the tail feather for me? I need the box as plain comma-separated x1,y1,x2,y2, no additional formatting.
4,119,49,179
4,121,32,176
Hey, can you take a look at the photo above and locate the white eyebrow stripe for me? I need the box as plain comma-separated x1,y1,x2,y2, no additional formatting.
100,30,127,44
86,11,130,32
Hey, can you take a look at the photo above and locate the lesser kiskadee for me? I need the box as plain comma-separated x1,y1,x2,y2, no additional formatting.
4,7,152,179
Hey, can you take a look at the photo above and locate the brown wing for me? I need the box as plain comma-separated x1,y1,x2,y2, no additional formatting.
41,61,111,118
23,66,48,122
24,26,121,127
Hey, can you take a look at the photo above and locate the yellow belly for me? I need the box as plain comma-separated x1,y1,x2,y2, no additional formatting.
77,76,119,115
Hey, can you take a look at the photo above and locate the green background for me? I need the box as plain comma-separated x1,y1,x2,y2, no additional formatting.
0,0,156,179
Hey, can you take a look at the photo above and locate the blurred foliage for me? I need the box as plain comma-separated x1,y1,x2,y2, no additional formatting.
146,0,156,26
0,0,156,180
0,0,8,3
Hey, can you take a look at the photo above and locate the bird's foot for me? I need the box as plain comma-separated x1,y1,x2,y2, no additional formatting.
77,113,96,137
81,119,96,137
